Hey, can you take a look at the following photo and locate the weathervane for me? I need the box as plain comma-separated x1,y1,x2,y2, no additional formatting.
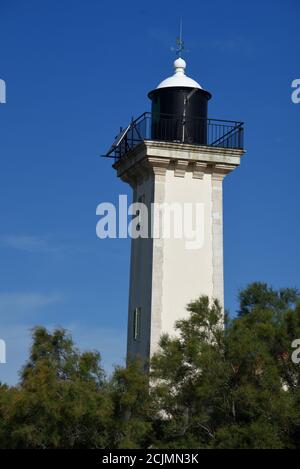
172,19,185,58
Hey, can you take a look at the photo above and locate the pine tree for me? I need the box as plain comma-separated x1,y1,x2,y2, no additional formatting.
150,284,300,449
0,327,113,448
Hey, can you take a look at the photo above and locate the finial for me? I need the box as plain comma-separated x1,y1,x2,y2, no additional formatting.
173,57,186,75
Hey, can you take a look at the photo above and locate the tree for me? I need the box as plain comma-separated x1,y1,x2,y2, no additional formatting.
150,297,229,448
238,282,299,317
109,359,154,448
150,284,300,449
0,327,113,448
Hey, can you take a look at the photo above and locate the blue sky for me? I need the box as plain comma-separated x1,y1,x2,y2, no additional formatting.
0,0,299,385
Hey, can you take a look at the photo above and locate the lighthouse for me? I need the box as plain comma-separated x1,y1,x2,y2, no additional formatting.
107,53,245,364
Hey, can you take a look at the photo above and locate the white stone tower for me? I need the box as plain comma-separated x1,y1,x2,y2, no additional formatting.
108,57,245,363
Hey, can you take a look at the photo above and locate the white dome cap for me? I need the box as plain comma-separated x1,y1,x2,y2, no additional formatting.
156,58,202,90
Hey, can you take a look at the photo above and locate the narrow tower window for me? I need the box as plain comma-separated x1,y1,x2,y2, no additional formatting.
133,307,141,340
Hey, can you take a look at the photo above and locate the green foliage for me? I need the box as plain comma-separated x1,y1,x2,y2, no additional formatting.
109,360,154,448
1,282,300,449
150,283,300,449
0,327,112,448
238,282,299,317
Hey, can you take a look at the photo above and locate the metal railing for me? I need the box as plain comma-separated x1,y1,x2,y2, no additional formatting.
106,112,244,161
